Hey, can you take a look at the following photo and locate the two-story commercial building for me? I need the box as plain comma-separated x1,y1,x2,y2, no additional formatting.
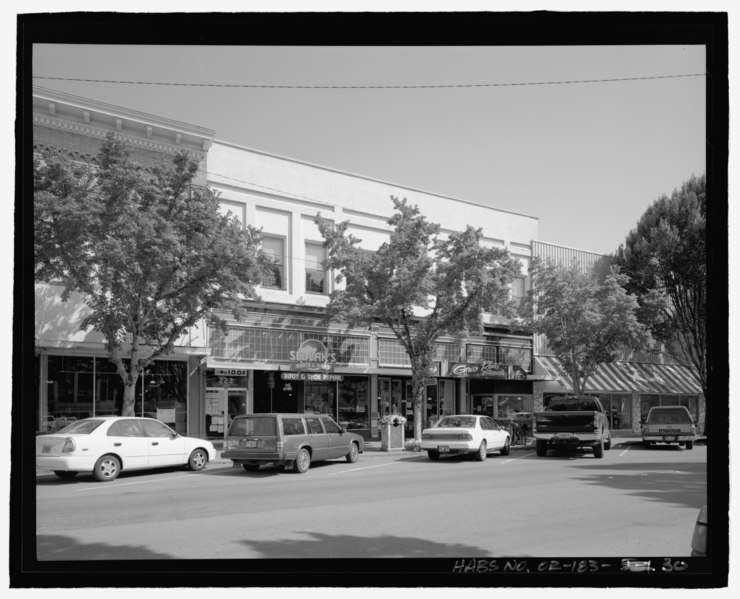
32,86,704,440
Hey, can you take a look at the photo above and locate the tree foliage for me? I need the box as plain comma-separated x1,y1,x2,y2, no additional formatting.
34,134,267,415
520,258,650,395
317,196,521,439
615,174,706,396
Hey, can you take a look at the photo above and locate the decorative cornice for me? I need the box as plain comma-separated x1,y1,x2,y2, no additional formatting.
34,114,208,160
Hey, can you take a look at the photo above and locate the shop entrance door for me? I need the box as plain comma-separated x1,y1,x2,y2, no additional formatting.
205,387,247,438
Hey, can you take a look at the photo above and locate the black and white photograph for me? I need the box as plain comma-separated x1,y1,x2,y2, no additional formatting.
8,5,730,593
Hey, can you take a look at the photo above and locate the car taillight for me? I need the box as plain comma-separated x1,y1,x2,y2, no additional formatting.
61,438,76,453
458,433,473,440
276,441,283,451
226,439,238,450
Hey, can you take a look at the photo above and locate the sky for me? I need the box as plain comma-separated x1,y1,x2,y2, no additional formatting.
29,40,706,256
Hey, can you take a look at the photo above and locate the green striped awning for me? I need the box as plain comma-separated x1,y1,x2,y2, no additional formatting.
533,356,702,395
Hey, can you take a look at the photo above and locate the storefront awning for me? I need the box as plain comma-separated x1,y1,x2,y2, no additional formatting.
534,356,702,395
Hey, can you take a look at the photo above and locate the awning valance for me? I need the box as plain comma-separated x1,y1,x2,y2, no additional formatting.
534,356,702,395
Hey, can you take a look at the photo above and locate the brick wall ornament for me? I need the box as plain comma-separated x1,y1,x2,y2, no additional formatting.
33,114,210,162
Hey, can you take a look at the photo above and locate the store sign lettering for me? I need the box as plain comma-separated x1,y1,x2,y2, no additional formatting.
290,339,337,371
450,362,509,378
215,368,248,377
281,372,343,382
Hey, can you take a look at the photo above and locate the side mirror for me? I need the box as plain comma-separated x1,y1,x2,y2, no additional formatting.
339,426,346,434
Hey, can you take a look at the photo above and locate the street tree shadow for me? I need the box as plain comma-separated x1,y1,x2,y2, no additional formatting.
571,461,706,510
37,534,175,560
239,531,489,558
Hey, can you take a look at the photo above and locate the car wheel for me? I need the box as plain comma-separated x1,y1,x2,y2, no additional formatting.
93,454,121,482
604,435,611,450
242,463,260,472
500,436,511,456
346,442,359,463
53,470,78,480
593,439,604,458
427,450,440,461
474,440,487,461
188,448,208,471
293,448,311,473
686,440,694,450
643,441,652,449
536,439,548,457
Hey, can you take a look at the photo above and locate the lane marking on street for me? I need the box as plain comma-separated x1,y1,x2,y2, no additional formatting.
327,461,406,476
73,474,194,492
619,447,631,457
500,452,535,464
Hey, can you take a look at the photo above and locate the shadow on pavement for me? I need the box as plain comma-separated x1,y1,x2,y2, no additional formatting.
571,460,706,510
37,534,175,560
238,531,490,558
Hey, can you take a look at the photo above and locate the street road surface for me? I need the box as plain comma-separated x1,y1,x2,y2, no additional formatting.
36,440,706,560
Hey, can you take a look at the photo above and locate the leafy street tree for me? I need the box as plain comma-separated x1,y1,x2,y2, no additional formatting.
317,196,522,440
615,174,707,428
519,258,650,395
34,134,267,416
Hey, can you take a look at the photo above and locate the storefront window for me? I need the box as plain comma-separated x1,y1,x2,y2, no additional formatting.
43,356,188,434
495,394,533,419
305,381,336,415
595,394,632,430
46,356,95,421
640,394,661,424
338,376,369,433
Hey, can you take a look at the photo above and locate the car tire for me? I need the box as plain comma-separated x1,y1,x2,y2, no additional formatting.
536,439,548,457
604,435,611,450
188,448,208,471
346,442,360,463
293,448,311,473
427,450,440,461
593,439,604,458
53,470,78,480
643,441,652,449
686,440,694,450
242,463,260,472
500,436,511,456
93,454,121,482
474,440,487,461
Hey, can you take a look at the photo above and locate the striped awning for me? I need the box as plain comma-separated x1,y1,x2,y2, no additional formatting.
533,356,702,395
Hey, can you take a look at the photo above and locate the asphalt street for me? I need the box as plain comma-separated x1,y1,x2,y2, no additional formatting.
35,439,706,561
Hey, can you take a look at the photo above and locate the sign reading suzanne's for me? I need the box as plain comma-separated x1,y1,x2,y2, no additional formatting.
290,339,337,371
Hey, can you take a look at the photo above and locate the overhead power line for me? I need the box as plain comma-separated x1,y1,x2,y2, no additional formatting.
33,73,705,89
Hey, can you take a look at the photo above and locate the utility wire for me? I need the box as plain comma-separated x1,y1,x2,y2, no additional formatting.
33,73,705,89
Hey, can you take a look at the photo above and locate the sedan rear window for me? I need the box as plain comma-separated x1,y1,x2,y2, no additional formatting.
230,417,277,437
56,419,105,435
437,416,476,428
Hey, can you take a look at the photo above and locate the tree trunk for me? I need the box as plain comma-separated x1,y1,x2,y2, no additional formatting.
120,380,138,416
414,382,425,441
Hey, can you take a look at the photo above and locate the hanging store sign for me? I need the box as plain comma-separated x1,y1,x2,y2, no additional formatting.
449,362,510,378
281,372,344,382
215,368,248,377
290,339,337,371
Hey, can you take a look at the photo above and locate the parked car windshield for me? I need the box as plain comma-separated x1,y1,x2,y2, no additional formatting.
646,408,693,424
229,416,277,436
437,416,477,428
56,419,106,435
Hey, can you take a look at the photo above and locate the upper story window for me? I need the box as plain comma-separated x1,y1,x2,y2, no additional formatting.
305,242,327,295
261,236,285,290
511,276,526,307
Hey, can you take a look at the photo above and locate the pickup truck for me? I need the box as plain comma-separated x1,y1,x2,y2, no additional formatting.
533,396,611,458
641,405,696,449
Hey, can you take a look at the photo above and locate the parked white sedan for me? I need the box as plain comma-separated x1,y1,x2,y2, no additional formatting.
421,414,511,461
36,416,216,482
